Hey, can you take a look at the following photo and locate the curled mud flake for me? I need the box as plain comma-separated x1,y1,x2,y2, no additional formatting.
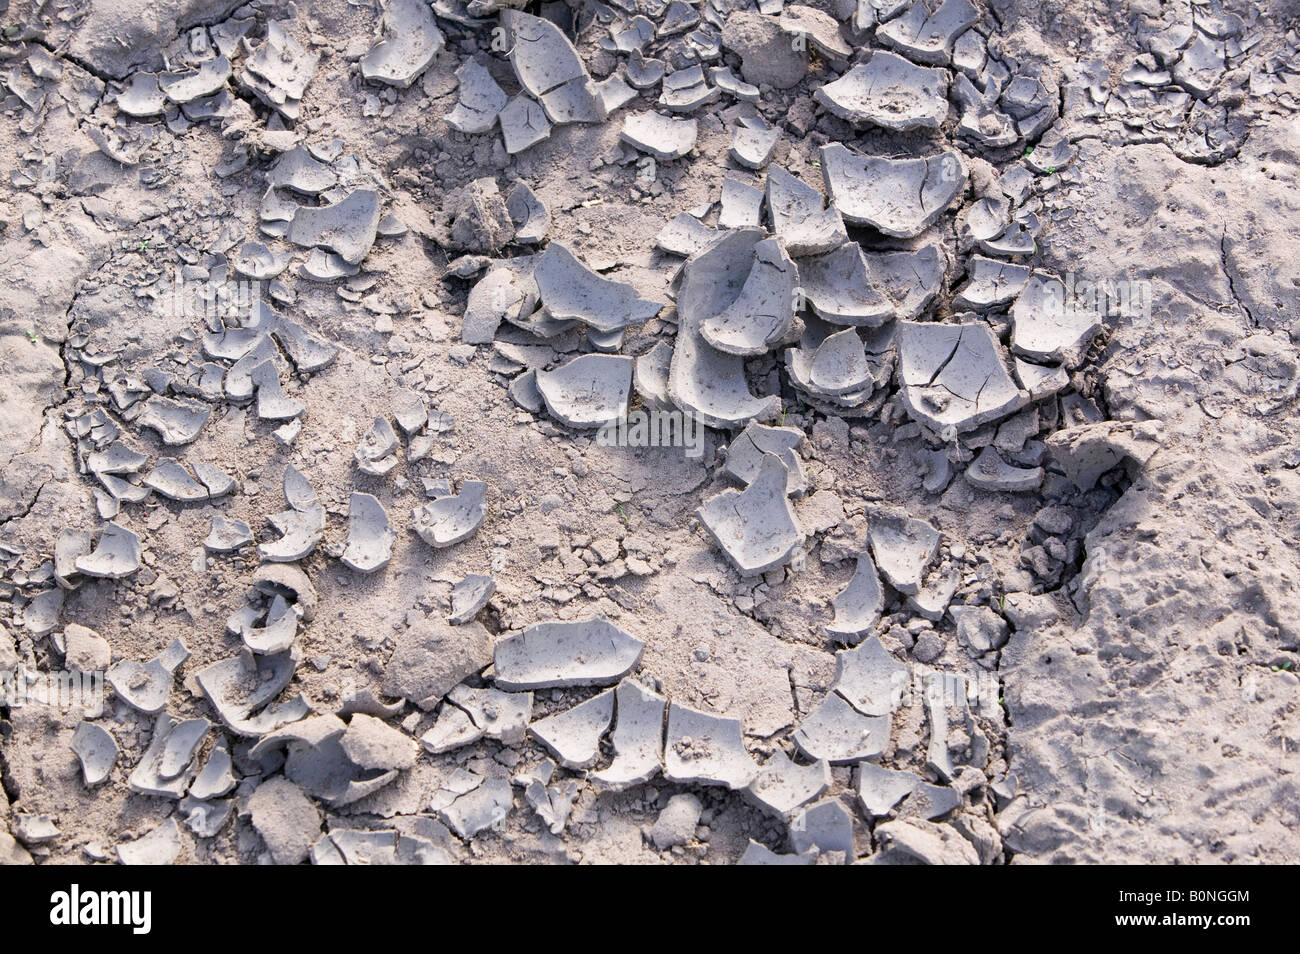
814,51,949,131
71,721,119,787
242,594,299,655
160,55,231,104
411,480,487,548
232,241,292,281
723,422,806,496
868,514,941,596
505,180,550,245
619,111,698,160
189,740,236,801
106,637,189,713
498,94,552,154
656,212,717,258
117,817,182,866
697,453,803,575
493,615,645,690
797,242,894,327
825,550,885,642
440,777,513,840
954,255,1031,311
966,445,1043,492
875,0,979,65
341,492,397,573
896,321,1027,435
137,395,210,445
699,238,797,356
535,243,662,333
669,230,783,428
116,72,167,117
857,762,923,817
833,636,909,716
1011,272,1103,368
205,516,252,553
633,341,675,411
820,143,968,238
535,353,634,428
288,189,382,265
361,0,445,89
75,521,142,579
143,458,208,502
448,573,496,624
765,166,847,257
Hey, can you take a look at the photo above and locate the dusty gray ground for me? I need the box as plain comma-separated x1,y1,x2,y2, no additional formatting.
0,0,1297,865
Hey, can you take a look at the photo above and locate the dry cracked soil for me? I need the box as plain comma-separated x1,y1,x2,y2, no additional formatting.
0,0,1297,866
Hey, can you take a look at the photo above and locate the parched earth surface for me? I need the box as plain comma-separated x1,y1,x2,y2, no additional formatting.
0,0,1297,865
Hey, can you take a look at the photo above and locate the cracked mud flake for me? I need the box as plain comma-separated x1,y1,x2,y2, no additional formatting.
619,111,699,160
730,123,780,169
656,212,717,257
441,777,513,840
136,395,210,445
789,798,854,859
528,687,615,769
535,353,634,427
867,513,941,596
196,648,306,736
106,637,189,714
896,320,1027,435
792,690,889,763
857,763,922,817
160,55,232,104
698,237,797,356
664,701,757,789
1011,272,1104,368
966,446,1043,493
447,573,495,624
591,678,667,790
876,0,979,65
954,255,1031,311
503,9,587,99
820,143,968,237
361,0,445,89
697,453,803,575
744,749,831,818
723,421,806,496
765,166,847,256
288,189,382,265
797,242,894,327
75,521,142,579
410,479,486,547
833,636,909,716
815,51,950,131
499,94,552,154
493,615,645,690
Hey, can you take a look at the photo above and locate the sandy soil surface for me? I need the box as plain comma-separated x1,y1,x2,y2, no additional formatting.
0,0,1297,865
